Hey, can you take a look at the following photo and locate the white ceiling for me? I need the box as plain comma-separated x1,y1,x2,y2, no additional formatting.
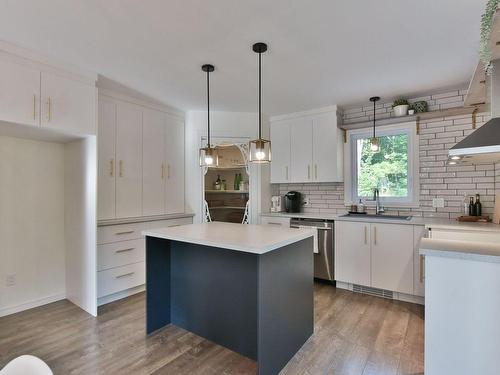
0,0,488,115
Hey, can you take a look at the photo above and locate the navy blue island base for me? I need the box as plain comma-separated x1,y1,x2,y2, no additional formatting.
145,235,314,375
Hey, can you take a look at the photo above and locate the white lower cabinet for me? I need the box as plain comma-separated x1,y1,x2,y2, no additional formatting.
260,216,290,227
335,221,415,295
97,216,192,304
413,225,426,297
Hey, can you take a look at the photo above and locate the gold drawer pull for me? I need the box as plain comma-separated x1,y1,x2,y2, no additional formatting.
116,272,134,279
110,159,114,177
115,230,134,235
33,94,36,120
115,247,135,253
420,255,425,283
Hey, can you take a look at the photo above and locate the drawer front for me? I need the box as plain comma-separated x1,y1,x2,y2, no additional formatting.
97,239,145,271
145,217,193,230
97,262,145,298
260,216,290,227
98,222,144,244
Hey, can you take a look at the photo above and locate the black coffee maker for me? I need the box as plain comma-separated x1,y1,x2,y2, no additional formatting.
284,191,302,213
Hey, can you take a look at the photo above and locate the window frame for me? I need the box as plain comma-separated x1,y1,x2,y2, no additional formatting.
344,121,419,208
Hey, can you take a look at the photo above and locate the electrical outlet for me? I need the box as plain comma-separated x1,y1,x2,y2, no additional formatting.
303,197,310,206
6,274,16,287
432,198,445,208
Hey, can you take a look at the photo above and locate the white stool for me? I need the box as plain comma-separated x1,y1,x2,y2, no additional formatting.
0,355,53,375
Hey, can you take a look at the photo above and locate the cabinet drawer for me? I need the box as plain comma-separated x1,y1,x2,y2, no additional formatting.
97,239,145,271
98,222,144,244
146,217,193,230
97,262,145,298
260,216,290,227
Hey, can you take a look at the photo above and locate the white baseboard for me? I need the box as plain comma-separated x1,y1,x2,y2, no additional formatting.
97,285,145,308
0,292,66,317
335,281,424,305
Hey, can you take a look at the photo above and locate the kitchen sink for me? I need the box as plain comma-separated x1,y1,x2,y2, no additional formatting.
341,213,412,221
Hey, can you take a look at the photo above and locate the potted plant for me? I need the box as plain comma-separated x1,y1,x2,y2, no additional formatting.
392,98,409,117
408,104,415,115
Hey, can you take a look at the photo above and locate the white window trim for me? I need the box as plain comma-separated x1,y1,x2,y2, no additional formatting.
343,121,420,208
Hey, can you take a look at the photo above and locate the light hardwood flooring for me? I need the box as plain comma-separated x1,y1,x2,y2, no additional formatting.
0,283,424,374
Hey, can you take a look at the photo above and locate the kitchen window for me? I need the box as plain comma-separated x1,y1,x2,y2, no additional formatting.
344,122,419,207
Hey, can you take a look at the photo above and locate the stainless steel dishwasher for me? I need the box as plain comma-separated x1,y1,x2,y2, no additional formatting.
290,218,334,282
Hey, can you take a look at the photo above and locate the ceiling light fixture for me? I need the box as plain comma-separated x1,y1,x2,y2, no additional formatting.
249,42,271,163
199,64,218,167
369,96,381,153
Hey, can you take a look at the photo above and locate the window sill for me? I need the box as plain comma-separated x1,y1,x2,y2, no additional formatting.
345,201,420,210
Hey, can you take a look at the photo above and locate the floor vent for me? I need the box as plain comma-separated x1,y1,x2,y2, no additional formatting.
353,284,394,299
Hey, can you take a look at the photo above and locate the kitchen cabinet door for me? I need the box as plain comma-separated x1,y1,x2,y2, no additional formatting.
0,59,40,127
290,118,313,183
142,109,166,216
312,111,343,182
413,225,426,297
115,102,142,218
270,120,291,183
165,115,185,214
335,221,371,286
40,71,96,135
97,97,117,220
371,223,413,294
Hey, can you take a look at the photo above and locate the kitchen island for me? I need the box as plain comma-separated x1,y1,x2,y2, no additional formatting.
143,222,315,375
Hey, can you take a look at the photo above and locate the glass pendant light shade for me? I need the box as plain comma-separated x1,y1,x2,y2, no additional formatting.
249,42,271,164
199,64,218,167
199,146,218,167
369,96,381,153
370,137,380,152
249,138,271,163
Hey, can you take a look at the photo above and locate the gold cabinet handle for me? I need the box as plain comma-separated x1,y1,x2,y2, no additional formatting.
33,94,36,120
373,226,377,245
109,159,114,177
420,255,425,283
285,166,289,180
315,164,318,179
161,163,165,179
115,230,134,235
364,226,367,244
115,272,134,279
307,165,311,179
119,160,123,177
115,247,135,254
46,97,51,122
167,163,171,179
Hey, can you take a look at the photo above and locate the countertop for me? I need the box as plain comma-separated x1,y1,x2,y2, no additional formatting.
420,237,500,263
142,222,315,255
261,212,500,232
98,212,195,226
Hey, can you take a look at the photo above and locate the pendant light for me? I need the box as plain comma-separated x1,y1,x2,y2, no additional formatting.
199,64,218,167
249,42,271,163
369,96,380,153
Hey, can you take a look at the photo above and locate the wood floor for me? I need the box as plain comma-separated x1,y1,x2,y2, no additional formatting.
0,283,424,375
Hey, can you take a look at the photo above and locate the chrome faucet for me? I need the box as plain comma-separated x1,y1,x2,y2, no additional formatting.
373,188,385,215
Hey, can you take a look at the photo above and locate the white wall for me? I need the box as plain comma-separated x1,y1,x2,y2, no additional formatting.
0,136,66,316
64,136,97,316
185,111,270,223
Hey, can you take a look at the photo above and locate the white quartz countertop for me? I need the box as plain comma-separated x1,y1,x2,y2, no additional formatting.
261,212,500,231
142,222,315,254
420,237,500,263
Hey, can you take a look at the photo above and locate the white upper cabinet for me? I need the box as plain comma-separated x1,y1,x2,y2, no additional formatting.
142,109,166,216
115,102,143,218
97,97,117,220
165,114,185,214
270,106,343,184
0,60,40,127
312,111,343,182
270,120,291,183
290,118,313,183
40,71,96,135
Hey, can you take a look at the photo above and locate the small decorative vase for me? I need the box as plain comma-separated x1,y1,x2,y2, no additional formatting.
408,109,415,115
393,104,409,117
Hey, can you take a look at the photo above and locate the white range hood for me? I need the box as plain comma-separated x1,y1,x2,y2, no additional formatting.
449,60,500,164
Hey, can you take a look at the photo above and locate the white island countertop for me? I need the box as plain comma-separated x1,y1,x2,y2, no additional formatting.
143,222,316,255
420,237,500,263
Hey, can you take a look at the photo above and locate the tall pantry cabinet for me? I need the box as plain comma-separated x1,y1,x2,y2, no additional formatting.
97,94,186,220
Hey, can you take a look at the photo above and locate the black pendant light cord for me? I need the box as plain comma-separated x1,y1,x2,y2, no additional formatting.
207,69,211,148
373,100,376,138
258,50,262,139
